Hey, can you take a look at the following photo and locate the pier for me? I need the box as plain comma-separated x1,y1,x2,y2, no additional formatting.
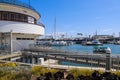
0,52,22,60
0,49,120,70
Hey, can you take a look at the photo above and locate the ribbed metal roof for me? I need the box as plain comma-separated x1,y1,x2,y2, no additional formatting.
0,0,39,15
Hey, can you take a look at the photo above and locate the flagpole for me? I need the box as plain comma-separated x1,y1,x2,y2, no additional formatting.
29,0,30,8
54,17,56,40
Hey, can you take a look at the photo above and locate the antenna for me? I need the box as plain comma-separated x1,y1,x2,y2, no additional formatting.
95,30,97,36
29,0,30,8
54,17,56,39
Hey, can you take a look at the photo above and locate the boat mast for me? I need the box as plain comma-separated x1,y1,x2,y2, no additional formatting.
54,17,56,40
29,0,30,8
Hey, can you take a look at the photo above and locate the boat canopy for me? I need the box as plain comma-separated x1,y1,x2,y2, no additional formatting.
93,46,109,50
93,46,111,54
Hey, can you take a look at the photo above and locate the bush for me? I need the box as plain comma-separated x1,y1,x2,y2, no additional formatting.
69,68,93,78
0,74,15,80
31,66,48,76
31,66,58,77
5,62,17,67
48,68,58,76
112,71,120,77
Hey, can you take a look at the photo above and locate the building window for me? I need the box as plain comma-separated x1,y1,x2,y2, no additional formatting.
0,11,35,24
0,13,1,20
16,38,34,40
10,13,14,21
28,16,35,24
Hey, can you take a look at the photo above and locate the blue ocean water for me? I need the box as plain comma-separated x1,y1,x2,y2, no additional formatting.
60,61,91,67
52,44,120,66
52,44,120,54
23,44,120,67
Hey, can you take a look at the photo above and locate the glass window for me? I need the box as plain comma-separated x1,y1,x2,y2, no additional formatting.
0,13,1,20
3,12,8,20
0,11,36,24
11,13,14,21
28,16,34,24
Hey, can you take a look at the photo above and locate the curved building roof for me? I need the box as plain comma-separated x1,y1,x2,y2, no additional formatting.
0,0,41,20
0,0,40,17
0,0,35,10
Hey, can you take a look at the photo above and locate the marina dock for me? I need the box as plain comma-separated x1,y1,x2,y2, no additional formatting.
0,49,120,71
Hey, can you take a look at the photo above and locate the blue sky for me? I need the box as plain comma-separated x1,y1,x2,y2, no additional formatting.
21,0,120,37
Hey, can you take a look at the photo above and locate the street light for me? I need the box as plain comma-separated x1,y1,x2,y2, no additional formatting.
105,47,111,72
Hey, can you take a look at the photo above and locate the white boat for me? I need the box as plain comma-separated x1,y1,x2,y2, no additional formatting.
82,40,103,46
37,40,69,46
91,40,103,46
50,41,68,46
93,46,111,54
114,41,120,45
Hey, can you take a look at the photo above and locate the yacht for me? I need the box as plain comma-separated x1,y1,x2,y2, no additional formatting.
37,40,69,46
50,41,68,46
82,40,103,46
91,39,103,46
114,41,120,45
93,46,111,54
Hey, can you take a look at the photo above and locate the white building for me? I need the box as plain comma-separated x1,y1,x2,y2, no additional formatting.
0,0,45,52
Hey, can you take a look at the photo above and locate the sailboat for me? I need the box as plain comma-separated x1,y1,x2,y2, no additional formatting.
50,17,70,46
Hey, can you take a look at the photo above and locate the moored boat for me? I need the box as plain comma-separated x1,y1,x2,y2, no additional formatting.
93,46,111,54
114,41,120,45
81,40,103,46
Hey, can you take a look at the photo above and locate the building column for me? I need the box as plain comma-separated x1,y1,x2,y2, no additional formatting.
25,55,28,63
30,55,33,63
32,58,35,65
0,34,1,45
10,30,13,54
38,58,44,65
34,36,37,44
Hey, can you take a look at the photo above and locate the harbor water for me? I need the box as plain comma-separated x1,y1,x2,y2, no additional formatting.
23,44,120,67
52,44,120,54
52,44,120,66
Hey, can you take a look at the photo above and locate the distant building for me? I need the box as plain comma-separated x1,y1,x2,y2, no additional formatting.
92,35,114,40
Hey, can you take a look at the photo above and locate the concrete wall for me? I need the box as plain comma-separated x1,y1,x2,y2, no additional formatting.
0,33,37,51
0,21,44,35
12,34,35,51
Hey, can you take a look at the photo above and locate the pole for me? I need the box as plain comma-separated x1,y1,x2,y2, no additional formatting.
91,54,92,70
54,17,56,39
105,47,111,72
29,0,30,8
10,30,13,54
117,56,119,70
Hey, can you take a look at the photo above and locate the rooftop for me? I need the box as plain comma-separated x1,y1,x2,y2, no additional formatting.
0,0,38,13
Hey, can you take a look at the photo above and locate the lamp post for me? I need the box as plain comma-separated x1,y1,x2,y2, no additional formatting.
105,47,111,72
91,54,93,70
10,30,13,54
117,56,119,70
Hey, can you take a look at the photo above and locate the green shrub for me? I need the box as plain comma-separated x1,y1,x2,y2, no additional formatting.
69,68,94,78
31,66,48,76
0,74,15,80
5,62,17,67
112,71,120,77
48,68,58,76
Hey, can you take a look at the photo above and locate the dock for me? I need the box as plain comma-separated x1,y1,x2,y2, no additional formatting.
0,49,120,70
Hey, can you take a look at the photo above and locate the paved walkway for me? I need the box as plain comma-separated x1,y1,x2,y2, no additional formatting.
0,53,22,60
